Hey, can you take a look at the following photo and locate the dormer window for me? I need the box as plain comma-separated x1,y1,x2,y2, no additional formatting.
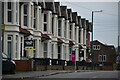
23,4,28,26
8,2,12,22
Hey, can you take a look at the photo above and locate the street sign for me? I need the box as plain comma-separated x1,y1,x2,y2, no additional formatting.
24,40,33,50
72,51,75,62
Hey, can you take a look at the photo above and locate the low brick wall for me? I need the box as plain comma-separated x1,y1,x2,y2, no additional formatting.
34,64,47,71
14,59,33,71
104,66,113,70
47,65,64,70
64,66,76,70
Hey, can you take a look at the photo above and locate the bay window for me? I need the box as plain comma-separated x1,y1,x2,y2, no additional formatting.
58,20,61,36
43,42,47,58
7,35,12,58
69,47,72,60
58,45,61,59
69,25,72,39
44,13,47,32
8,2,12,22
33,8,37,29
23,4,28,26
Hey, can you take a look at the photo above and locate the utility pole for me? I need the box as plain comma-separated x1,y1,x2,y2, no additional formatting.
0,1,2,79
91,11,94,70
91,10,102,70
118,35,119,54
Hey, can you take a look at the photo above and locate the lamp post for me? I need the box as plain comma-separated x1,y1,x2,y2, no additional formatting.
91,10,102,70
0,1,2,79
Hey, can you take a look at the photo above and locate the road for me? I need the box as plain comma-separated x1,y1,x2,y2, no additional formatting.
40,71,119,78
20,71,120,80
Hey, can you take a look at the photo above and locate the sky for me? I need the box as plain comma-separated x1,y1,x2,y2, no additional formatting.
59,2,118,47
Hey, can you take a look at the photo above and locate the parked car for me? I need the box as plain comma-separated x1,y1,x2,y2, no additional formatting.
2,53,16,74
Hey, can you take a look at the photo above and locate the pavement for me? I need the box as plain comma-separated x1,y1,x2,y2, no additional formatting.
2,70,95,80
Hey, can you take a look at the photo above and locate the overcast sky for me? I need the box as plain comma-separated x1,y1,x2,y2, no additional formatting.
60,2,118,47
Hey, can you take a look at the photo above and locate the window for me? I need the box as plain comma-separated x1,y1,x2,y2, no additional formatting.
7,35,12,58
33,8,37,29
8,2,12,22
2,2,4,24
20,37,23,59
16,2,18,24
98,55,107,62
103,55,106,62
31,5,33,27
15,35,18,58
52,17,54,35
75,28,76,41
51,44,54,59
93,45,100,50
98,55,102,62
58,45,61,59
69,25,72,39
24,4,28,26
64,22,66,38
2,30,4,52
33,40,36,58
43,42,47,58
64,46,66,60
58,20,61,36
44,14,47,32
39,9,41,30
69,47,72,60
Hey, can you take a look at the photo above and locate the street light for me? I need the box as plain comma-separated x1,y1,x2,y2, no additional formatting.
0,1,2,79
91,10,102,70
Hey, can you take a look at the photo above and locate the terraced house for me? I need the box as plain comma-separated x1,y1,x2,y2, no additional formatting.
1,0,92,69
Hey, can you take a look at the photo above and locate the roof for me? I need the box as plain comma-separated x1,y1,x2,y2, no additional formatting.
57,38,64,44
19,27,31,35
41,34,51,41
69,40,75,45
60,6,68,19
55,2,61,16
67,9,72,22
92,40,115,48
72,12,79,26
